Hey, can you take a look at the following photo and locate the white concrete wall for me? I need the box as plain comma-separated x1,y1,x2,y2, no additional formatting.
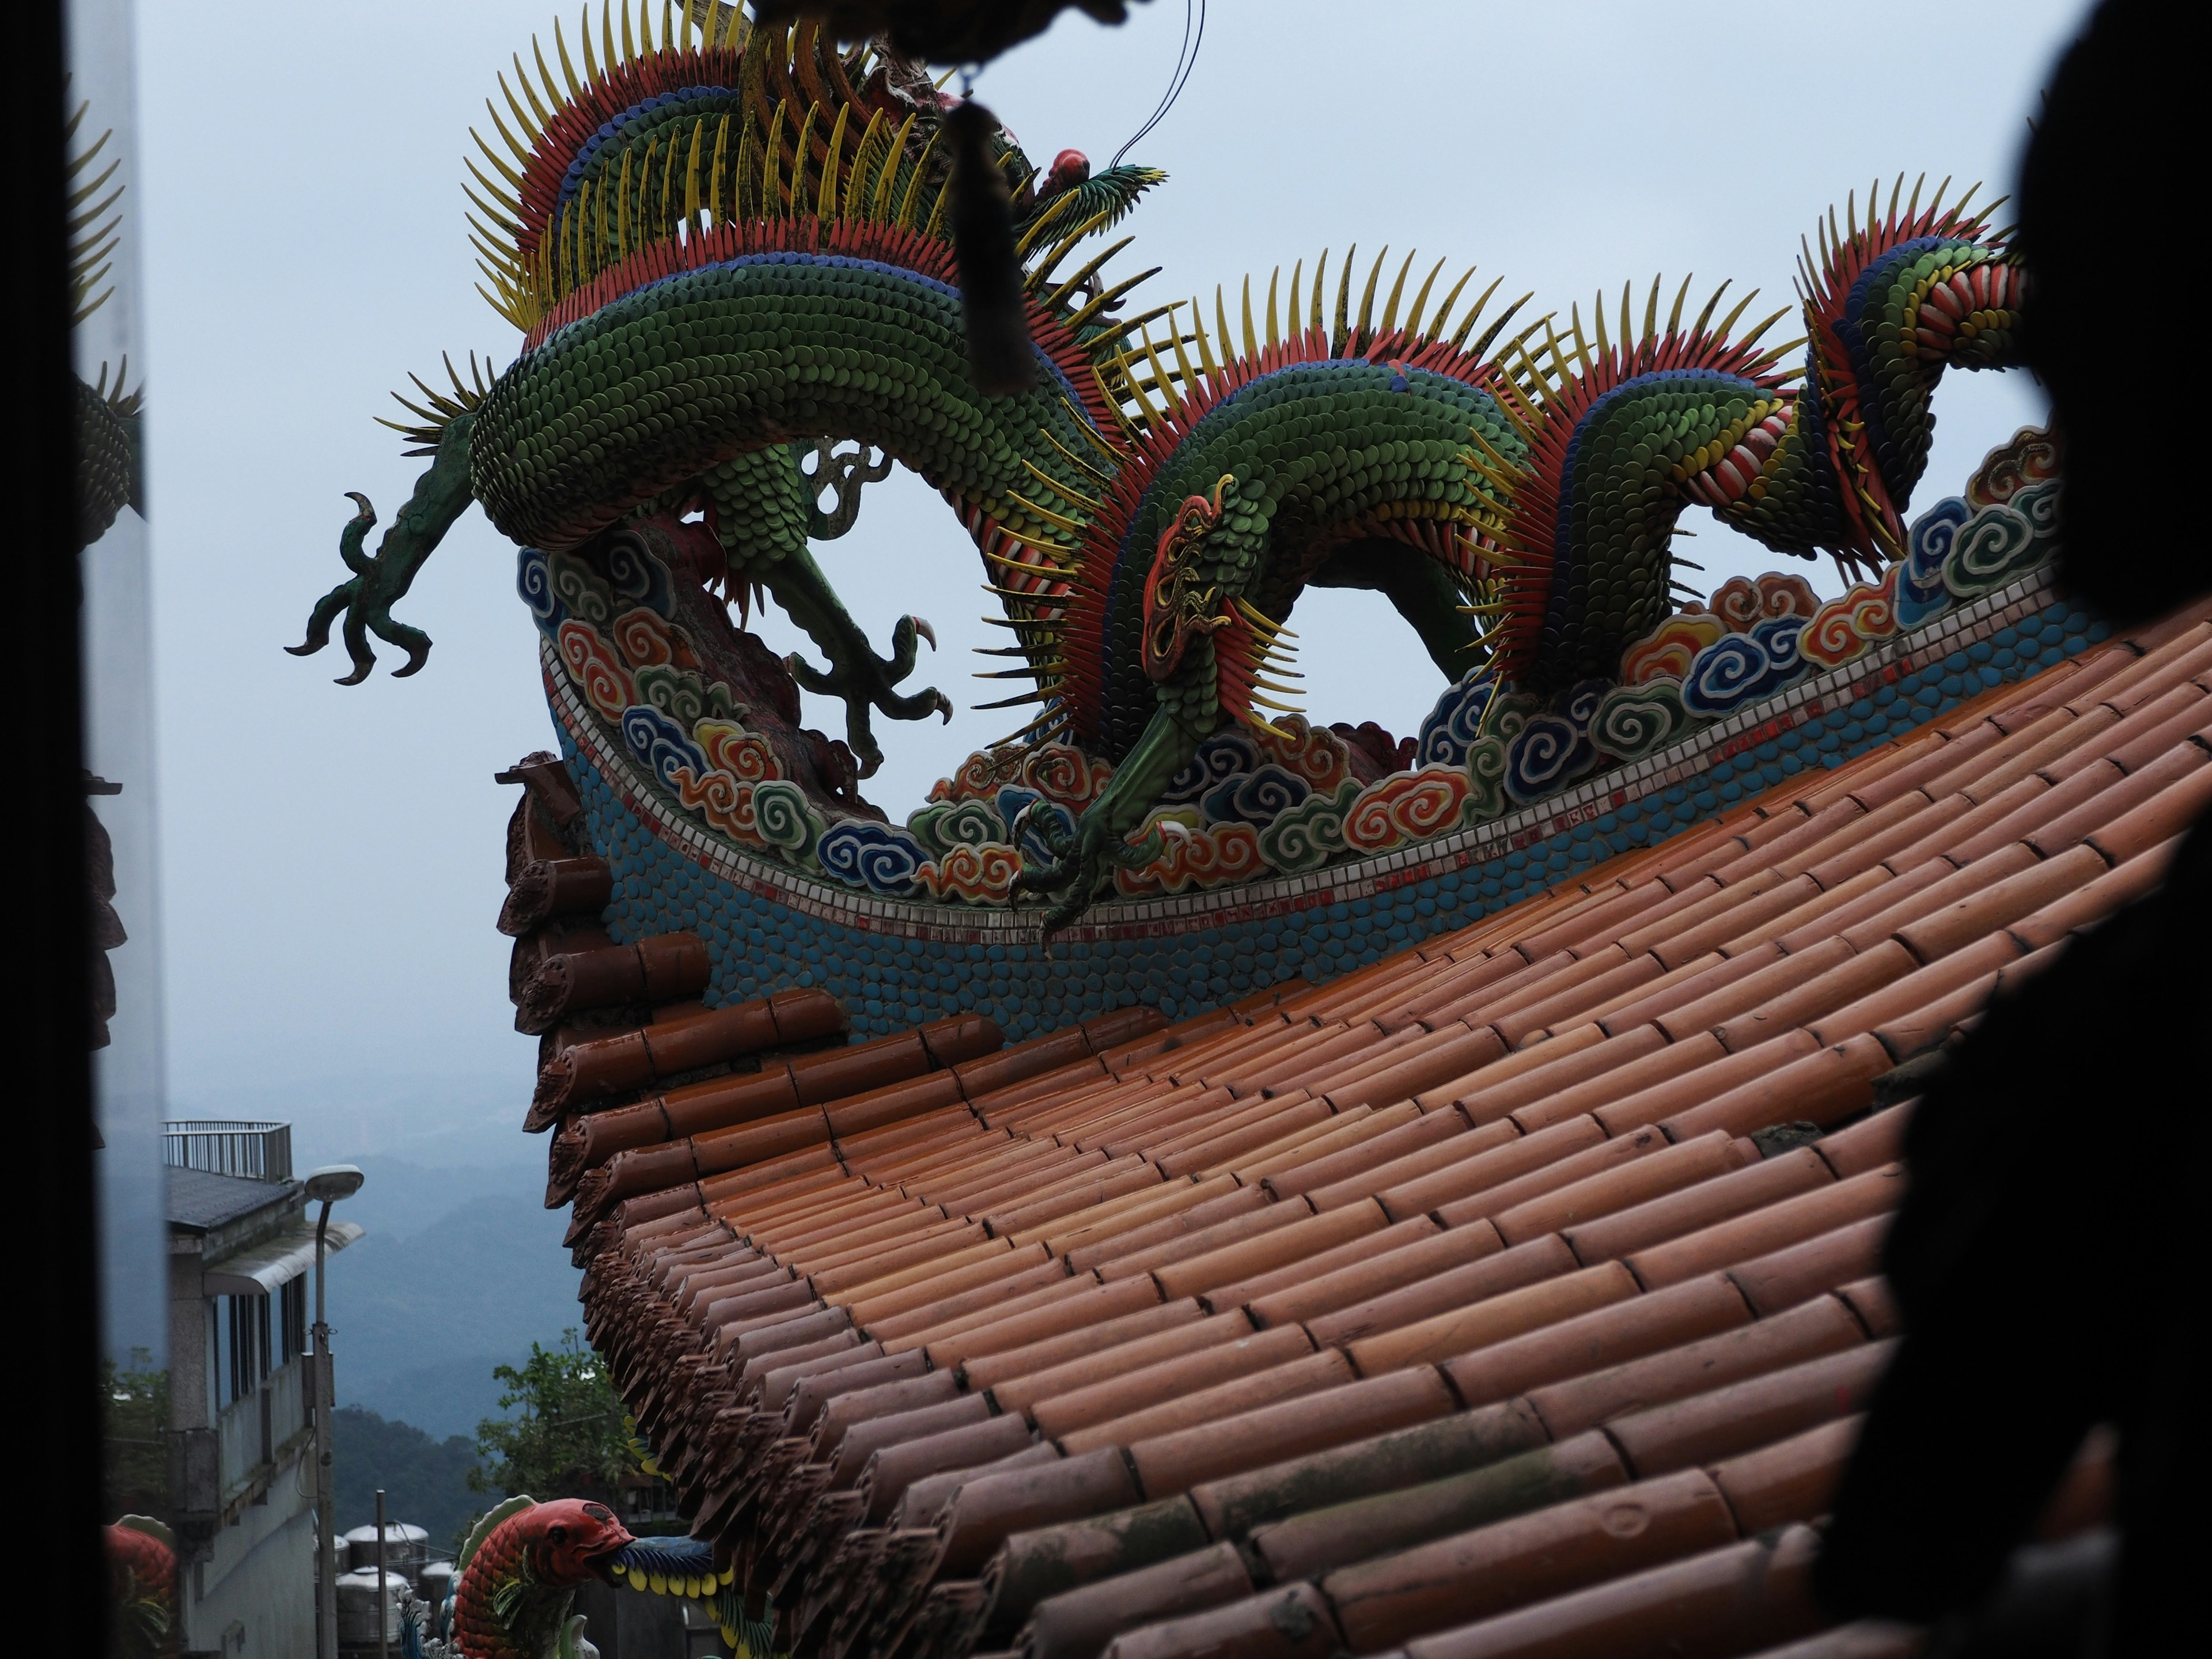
182,1465,316,1658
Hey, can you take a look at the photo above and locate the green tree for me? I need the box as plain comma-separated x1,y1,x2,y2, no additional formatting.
102,1349,171,1522
468,1330,630,1507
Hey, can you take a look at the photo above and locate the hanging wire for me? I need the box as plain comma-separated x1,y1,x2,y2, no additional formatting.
1109,0,1205,168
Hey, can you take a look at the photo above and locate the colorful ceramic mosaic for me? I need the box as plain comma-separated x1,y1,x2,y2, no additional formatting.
560,548,2104,1040
296,5,2034,930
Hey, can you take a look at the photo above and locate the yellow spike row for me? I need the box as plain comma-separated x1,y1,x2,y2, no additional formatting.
1004,491,1089,539
1403,257,1448,340
818,102,849,222
554,16,585,97
1309,248,1328,336
1042,236,1135,312
1378,248,1417,336
684,119,704,229
1036,425,1114,488
1166,305,1201,407
1713,286,1760,342
1332,243,1356,353
1353,245,1389,342
1021,457,1102,512
873,111,916,222
1690,279,1730,340
497,70,543,143
708,112,730,225
1061,267,1159,336
1263,267,1279,352
1141,336,1185,419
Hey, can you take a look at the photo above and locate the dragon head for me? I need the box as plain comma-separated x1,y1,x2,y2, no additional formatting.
516,1499,635,1588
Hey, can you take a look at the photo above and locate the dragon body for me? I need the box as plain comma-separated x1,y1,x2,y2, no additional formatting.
299,2,2024,925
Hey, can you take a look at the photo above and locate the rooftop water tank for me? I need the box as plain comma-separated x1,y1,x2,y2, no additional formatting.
334,1566,411,1647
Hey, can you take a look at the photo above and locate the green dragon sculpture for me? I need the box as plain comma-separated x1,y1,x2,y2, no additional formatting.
296,1,2022,927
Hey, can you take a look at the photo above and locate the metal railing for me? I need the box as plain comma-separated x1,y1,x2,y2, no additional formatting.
164,1120,293,1183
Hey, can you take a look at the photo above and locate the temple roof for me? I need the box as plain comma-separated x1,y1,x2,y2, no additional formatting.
507,594,2211,1659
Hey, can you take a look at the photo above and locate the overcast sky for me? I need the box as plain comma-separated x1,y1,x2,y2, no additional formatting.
136,1,2082,1174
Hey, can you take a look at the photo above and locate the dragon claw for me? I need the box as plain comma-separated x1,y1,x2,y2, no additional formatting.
782,619,951,769
290,418,475,687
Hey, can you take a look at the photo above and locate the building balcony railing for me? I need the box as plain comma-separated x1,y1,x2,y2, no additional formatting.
165,1120,293,1183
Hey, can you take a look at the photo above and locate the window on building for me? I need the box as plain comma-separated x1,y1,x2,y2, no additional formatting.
210,1290,275,1408
277,1277,306,1368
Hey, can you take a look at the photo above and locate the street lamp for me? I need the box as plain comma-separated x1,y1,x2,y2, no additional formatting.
306,1164,364,1659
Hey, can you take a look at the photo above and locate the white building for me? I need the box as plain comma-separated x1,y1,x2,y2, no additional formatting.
165,1122,361,1658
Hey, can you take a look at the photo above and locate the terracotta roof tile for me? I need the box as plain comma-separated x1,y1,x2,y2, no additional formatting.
493,604,2198,1659
1245,1216,1508,1331
1321,1467,1740,1653
1629,1170,1900,1290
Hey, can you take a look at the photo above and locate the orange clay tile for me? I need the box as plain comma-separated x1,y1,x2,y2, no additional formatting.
1707,1413,1861,1534
1503,1033,1719,1134
2096,681,2211,773
1488,1130,1749,1245
1153,1199,1392,1302
1128,1367,1459,1499
862,1258,1073,1345
1094,1194,1311,1281
2032,738,2209,858
1094,1583,1343,1659
1605,1341,1890,1479
522,600,2212,1659
1627,1166,1902,1290
1314,1118,1527,1214
1234,1101,1420,1184
1709,942,1916,1054
1558,1146,1832,1267
1060,1346,1355,1455
1442,1275,1755,1409
1453,1025,1664,1125
1263,1111,1478,1202
1658,1031,1893,1139
1247,1219,1508,1331
2013,832,2181,948
1493,957,1670,1048
1725,1214,1892,1316
984,1309,1253,1414
1346,1261,1641,1374
1592,1031,1821,1135
1320,1467,1740,1654
1388,1525,1825,1659
926,1278,1168,1372
1374,1117,1607,1220
1202,1216,1440,1313
1524,1292,1870,1439
1031,1323,1317,1441
1805,930,2025,1046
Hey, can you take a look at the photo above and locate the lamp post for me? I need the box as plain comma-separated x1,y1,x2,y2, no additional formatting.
306,1164,364,1659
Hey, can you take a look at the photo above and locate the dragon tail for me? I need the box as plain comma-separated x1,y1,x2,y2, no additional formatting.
1485,276,1796,691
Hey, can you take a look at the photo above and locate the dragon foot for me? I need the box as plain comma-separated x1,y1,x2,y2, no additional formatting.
1012,801,1162,934
287,493,434,684
287,414,476,685
785,613,952,778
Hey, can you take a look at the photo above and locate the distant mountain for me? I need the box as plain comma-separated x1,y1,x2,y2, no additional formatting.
332,1404,483,1558
326,1168,584,1441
